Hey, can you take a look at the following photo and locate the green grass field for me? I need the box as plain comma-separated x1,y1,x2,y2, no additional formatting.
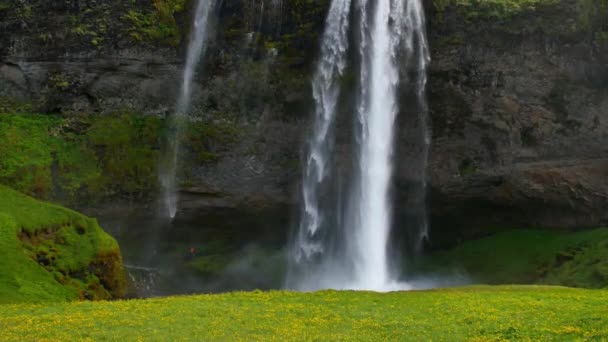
0,286,606,340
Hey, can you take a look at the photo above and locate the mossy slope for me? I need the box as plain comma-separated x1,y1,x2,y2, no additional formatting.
419,229,608,288
0,185,126,303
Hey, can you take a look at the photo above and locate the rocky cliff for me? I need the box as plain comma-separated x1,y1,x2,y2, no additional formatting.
1,0,607,244
426,0,608,243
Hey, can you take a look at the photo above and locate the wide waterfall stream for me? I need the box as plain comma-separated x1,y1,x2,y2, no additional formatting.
288,0,430,291
127,0,434,296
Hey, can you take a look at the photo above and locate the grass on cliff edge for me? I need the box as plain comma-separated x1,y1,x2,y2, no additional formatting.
0,185,124,303
0,286,606,340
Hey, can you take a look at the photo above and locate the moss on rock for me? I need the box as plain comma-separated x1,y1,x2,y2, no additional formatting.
0,103,242,204
0,185,126,303
0,110,161,202
432,0,608,39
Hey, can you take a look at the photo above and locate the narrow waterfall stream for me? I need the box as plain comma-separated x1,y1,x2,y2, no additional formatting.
293,0,352,266
160,0,214,219
289,0,430,291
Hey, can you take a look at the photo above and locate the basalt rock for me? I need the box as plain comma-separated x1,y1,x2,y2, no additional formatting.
1,0,607,244
424,0,608,244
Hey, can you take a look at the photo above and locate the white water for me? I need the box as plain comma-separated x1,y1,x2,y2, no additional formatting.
160,0,214,219
289,0,430,292
294,0,352,262
352,0,399,289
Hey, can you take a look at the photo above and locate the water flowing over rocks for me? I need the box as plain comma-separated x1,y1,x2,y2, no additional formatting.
1,0,607,247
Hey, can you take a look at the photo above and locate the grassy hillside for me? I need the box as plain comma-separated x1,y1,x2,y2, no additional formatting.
0,286,606,340
0,185,125,303
418,229,608,288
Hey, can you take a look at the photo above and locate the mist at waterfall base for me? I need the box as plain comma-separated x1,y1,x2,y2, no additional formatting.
106,0,467,297
96,205,468,297
97,207,291,297
287,0,437,292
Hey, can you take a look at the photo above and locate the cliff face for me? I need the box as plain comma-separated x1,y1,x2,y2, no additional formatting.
1,0,607,240
0,0,184,113
425,0,608,241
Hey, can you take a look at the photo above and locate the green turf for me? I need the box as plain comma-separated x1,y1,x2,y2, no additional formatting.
0,185,125,303
418,229,608,288
0,286,606,340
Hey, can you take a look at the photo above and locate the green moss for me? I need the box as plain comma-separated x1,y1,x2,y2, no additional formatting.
5,0,190,49
186,254,232,276
597,31,608,42
433,0,608,37
578,0,608,31
0,109,164,202
68,11,106,48
0,97,34,113
85,113,162,198
418,228,608,288
180,119,239,167
123,0,189,46
0,185,126,303
48,73,73,90
263,0,329,68
434,0,557,21
0,107,228,203
0,114,58,198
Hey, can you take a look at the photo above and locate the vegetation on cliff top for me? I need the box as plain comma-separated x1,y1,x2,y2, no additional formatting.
432,0,608,39
0,0,190,49
0,185,125,303
0,286,606,340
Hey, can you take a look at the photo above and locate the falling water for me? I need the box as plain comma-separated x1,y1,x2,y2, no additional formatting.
289,0,430,291
349,0,430,290
160,0,214,219
293,0,352,263
351,0,399,289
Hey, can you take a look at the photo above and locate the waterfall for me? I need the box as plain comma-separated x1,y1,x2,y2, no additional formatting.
160,0,214,219
351,0,399,289
293,0,352,263
288,0,430,291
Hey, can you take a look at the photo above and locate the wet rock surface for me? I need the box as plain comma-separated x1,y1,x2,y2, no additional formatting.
425,0,608,240
1,0,607,244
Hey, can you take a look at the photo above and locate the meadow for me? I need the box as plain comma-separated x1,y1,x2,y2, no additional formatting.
0,285,606,341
